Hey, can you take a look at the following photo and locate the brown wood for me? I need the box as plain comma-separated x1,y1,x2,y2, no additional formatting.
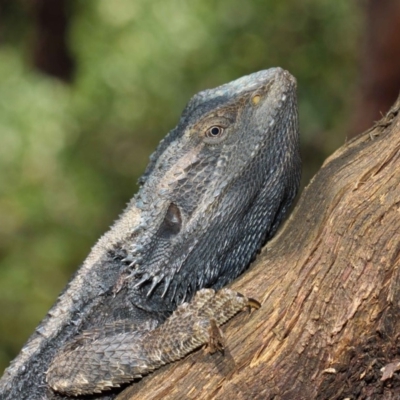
117,98,400,399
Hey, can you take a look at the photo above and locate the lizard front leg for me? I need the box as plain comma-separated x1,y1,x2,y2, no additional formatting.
46,289,259,396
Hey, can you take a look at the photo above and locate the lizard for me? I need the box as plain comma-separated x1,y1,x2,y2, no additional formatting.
0,67,301,399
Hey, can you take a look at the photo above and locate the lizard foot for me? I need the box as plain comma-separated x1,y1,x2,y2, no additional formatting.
47,289,259,396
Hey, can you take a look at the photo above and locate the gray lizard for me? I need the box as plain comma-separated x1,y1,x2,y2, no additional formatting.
0,67,301,399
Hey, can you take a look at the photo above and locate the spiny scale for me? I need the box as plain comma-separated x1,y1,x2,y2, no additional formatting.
0,68,300,400
46,289,257,395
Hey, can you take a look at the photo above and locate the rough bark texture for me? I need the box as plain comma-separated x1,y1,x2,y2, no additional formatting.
115,96,400,400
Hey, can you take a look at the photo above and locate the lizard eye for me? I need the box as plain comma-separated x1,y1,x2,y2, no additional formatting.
205,126,224,138
202,118,231,144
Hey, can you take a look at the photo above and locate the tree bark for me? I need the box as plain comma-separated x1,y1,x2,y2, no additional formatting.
116,97,400,400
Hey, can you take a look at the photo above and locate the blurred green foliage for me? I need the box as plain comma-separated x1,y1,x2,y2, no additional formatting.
0,0,361,373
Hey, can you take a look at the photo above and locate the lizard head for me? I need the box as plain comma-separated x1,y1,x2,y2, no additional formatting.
1,69,301,398
121,67,301,308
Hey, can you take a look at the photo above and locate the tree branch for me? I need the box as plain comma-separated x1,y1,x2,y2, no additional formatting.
117,96,400,400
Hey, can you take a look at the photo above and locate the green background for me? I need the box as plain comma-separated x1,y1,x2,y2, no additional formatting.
0,0,361,373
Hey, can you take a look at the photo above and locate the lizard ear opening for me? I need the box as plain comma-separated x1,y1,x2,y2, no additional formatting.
158,203,182,238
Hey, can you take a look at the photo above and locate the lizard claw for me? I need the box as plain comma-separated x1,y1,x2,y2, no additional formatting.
247,297,261,310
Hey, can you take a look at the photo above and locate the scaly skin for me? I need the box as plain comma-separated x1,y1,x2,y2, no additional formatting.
0,68,300,399
47,289,259,395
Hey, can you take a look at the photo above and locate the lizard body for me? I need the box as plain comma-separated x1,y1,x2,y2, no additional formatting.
0,67,300,399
